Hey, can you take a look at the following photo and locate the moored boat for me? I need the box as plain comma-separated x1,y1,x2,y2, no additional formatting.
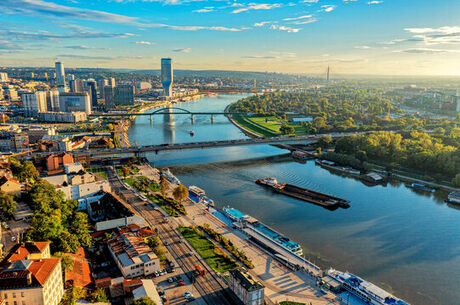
291,150,310,160
446,191,460,205
328,269,410,305
256,177,350,210
160,168,181,185
406,182,436,193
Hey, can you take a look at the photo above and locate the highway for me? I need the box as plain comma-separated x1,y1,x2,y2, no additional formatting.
105,167,242,305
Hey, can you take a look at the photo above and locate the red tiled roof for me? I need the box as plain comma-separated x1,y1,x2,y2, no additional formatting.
7,242,50,262
65,248,92,288
28,258,60,286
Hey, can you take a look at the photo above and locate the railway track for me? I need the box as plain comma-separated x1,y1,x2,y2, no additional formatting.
106,167,240,305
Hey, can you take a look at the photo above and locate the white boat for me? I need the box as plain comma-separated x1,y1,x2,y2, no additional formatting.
189,185,206,197
328,269,410,305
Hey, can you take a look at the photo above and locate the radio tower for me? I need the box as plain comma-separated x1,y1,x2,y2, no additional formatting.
326,65,330,83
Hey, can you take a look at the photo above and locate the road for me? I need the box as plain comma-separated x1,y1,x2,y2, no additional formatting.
105,167,242,305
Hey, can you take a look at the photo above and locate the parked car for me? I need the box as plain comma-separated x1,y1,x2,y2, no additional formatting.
167,277,174,283
176,281,185,287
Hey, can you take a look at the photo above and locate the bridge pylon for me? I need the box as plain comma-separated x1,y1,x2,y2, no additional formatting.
190,115,194,124
211,115,214,124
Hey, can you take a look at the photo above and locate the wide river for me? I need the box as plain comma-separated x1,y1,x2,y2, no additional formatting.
129,94,460,305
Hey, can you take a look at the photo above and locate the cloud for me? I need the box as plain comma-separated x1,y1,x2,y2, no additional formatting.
270,25,301,33
1,29,134,41
193,7,214,13
135,41,155,45
242,55,280,59
62,45,104,49
404,26,460,45
173,48,191,53
254,21,271,27
355,45,371,49
283,15,313,21
368,1,383,4
232,3,281,14
301,0,319,4
396,48,460,54
321,5,336,12
56,54,146,60
291,18,317,25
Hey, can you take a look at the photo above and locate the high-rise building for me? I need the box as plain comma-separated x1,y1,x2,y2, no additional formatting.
83,79,98,109
114,84,135,105
22,91,48,116
109,77,116,87
456,90,460,113
0,72,8,82
46,90,60,112
98,79,109,98
161,58,173,97
55,61,67,92
103,86,115,109
59,92,91,115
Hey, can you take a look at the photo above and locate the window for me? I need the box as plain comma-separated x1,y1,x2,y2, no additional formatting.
12,293,16,298
4,293,7,299
21,292,24,298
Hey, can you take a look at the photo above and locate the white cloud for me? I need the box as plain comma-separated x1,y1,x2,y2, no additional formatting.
368,1,383,4
242,55,280,59
173,48,191,53
321,5,336,12
135,41,155,45
270,25,301,33
194,7,214,13
355,45,371,49
283,15,313,21
396,48,460,54
254,21,271,27
232,3,281,14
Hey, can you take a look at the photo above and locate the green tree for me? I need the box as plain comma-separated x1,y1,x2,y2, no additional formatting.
318,135,333,148
453,173,460,187
54,252,74,272
173,184,189,202
0,191,17,218
279,124,294,135
133,297,156,305
159,176,168,196
89,289,109,303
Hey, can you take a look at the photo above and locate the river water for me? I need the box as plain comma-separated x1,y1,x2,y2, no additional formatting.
129,94,460,305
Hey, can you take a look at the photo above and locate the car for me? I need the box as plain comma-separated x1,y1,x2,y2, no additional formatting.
186,296,196,302
169,261,175,268
161,270,167,275
161,296,168,303
154,271,160,277
158,291,165,296
176,281,185,287
184,292,192,297
167,277,174,283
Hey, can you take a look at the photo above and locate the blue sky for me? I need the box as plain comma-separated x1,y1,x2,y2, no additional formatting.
1,0,460,75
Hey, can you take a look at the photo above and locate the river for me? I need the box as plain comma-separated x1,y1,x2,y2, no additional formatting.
128,94,460,305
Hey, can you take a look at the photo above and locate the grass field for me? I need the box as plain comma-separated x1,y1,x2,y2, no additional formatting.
248,116,307,136
178,226,238,273
86,168,107,180
146,194,179,217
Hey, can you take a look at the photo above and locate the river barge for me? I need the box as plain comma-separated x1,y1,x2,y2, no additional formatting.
446,191,460,205
256,177,350,210
291,150,310,161
160,168,181,185
327,269,410,305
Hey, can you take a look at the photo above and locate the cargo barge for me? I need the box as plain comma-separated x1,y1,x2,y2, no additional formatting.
256,177,350,210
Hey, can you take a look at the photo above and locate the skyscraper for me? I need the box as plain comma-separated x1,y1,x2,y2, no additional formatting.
161,58,173,97
55,61,67,92
456,89,460,113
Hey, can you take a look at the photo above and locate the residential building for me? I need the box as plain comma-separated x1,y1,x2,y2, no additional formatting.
64,248,92,289
55,61,67,92
46,90,60,112
0,73,8,83
228,268,265,305
103,86,115,109
0,242,64,305
22,91,48,116
114,84,135,106
0,131,29,153
108,229,160,278
0,163,13,179
83,80,98,109
109,77,116,87
161,58,173,97
131,280,162,305
25,127,55,144
59,92,91,115
46,152,74,173
136,82,152,90
58,180,111,201
38,111,87,123
64,162,84,174
0,176,22,194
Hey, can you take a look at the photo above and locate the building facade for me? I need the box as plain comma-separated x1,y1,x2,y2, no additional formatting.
228,269,264,305
59,92,91,115
0,73,8,83
161,58,173,97
114,84,135,106
22,91,48,116
55,61,67,92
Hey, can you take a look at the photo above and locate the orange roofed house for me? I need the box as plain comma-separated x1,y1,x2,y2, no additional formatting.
46,152,74,174
0,242,64,305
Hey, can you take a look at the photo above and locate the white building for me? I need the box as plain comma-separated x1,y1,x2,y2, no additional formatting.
22,91,48,116
58,180,111,200
38,111,87,123
47,89,60,112
108,231,160,278
131,280,162,305
55,61,67,92
228,269,265,305
59,92,91,115
137,82,152,90
0,72,8,82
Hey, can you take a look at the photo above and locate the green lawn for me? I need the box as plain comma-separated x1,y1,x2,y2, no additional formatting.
232,114,278,137
178,227,238,273
248,116,307,136
86,168,107,180
146,194,179,217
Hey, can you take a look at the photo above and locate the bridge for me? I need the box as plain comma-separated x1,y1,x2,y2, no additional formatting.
90,107,245,123
72,133,354,160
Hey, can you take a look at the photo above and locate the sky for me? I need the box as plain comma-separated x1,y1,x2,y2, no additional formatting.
1,0,460,75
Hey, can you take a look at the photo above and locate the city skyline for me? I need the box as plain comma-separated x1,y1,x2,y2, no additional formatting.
1,0,460,75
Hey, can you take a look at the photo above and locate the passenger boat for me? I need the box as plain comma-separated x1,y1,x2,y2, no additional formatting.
256,177,350,210
327,269,410,305
406,183,436,193
160,168,181,185
315,159,361,177
361,171,387,186
446,191,460,205
189,185,206,197
201,196,214,206
291,150,309,160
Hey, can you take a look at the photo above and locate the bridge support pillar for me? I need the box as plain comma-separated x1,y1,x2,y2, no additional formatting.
210,115,214,124
150,115,153,125
190,115,194,124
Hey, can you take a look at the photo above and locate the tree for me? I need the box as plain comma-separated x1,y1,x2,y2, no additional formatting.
133,297,156,305
279,124,294,135
453,173,460,187
159,176,168,196
173,184,189,202
89,289,109,303
0,191,17,218
54,252,74,272
10,159,38,183
318,135,333,148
